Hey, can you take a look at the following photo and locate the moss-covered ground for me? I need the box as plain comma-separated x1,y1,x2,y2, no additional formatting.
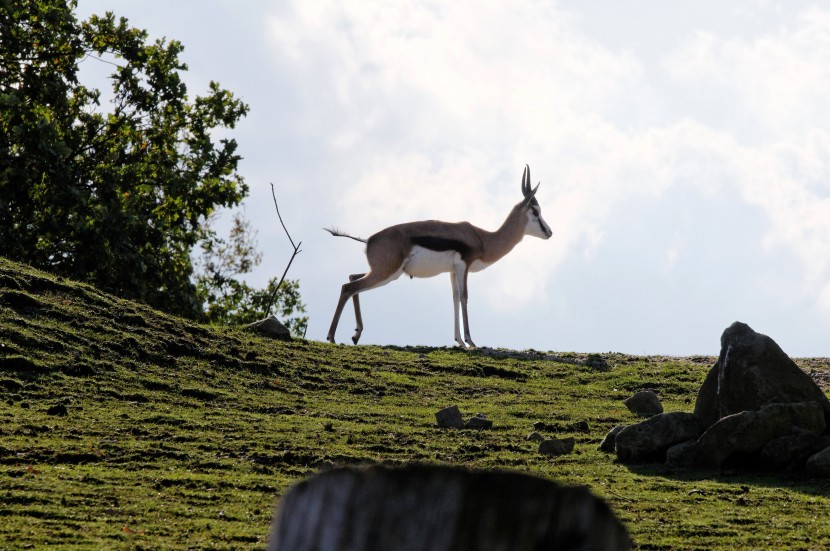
2,256,829,549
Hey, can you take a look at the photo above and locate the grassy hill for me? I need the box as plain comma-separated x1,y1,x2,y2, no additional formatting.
2,255,830,549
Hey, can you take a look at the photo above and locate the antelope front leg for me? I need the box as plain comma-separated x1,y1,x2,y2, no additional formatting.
453,262,476,348
449,271,465,347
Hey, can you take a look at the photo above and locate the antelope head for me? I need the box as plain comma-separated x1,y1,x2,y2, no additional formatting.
520,165,552,239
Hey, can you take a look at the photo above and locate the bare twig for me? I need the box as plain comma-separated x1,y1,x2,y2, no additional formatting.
273,183,299,250
265,183,302,317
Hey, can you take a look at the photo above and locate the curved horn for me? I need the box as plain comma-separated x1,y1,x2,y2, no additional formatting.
521,165,531,197
522,181,540,206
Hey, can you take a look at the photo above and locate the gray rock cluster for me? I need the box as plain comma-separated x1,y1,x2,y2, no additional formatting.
436,407,580,458
603,322,830,475
435,405,493,429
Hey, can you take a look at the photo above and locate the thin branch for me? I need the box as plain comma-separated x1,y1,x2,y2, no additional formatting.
271,182,298,250
265,183,302,318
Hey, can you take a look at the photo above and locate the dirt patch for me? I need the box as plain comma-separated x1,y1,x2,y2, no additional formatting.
796,358,830,391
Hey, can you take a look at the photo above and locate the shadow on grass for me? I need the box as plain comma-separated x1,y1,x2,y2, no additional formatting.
621,460,830,498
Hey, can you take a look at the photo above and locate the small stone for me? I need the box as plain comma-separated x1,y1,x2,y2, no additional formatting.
435,405,464,429
571,421,590,433
527,431,545,442
244,316,291,340
624,390,663,417
539,437,575,457
46,404,68,416
465,414,493,429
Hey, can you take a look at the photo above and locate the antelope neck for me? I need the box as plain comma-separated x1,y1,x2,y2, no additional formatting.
478,205,526,264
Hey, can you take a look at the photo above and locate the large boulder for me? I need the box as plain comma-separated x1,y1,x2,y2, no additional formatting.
665,440,699,468
806,445,830,477
694,322,830,428
695,401,826,468
760,427,825,471
615,412,702,463
599,425,626,453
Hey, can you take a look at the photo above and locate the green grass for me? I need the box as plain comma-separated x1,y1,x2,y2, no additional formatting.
2,256,830,549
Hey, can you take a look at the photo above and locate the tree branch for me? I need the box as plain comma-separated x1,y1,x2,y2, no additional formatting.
265,183,302,318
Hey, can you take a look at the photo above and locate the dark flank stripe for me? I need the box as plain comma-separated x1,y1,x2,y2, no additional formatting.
411,236,470,256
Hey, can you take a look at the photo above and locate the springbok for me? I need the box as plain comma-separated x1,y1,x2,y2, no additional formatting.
325,165,552,348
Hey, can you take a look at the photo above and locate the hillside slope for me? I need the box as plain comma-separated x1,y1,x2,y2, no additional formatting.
1,256,829,549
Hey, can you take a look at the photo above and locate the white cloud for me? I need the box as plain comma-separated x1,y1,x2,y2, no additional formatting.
263,1,830,350
663,7,830,136
660,7,830,321
70,0,830,352
267,1,664,310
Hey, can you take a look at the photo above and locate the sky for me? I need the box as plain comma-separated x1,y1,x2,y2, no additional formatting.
74,1,830,356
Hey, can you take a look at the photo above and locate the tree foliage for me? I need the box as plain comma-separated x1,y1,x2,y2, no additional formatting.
0,0,256,318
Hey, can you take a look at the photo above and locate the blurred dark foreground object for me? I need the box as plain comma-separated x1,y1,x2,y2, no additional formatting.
268,464,630,551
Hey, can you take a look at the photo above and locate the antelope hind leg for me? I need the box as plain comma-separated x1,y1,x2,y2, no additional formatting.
349,273,365,344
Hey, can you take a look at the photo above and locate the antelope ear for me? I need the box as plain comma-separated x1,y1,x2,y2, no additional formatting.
522,182,540,206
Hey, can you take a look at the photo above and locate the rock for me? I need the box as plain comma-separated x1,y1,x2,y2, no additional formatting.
527,431,545,442
465,414,493,429
571,420,590,433
615,412,702,463
624,390,663,417
665,440,699,468
584,354,610,371
696,401,826,468
245,316,291,340
694,322,830,428
760,427,823,470
268,464,631,551
692,361,720,429
599,425,626,453
435,405,464,429
538,437,575,457
806,445,830,477
46,404,68,416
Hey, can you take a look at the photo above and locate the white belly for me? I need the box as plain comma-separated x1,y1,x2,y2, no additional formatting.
469,259,492,272
402,246,459,278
